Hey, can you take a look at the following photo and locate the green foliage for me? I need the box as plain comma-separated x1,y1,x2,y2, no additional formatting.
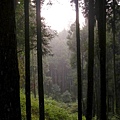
16,0,57,90
61,90,72,103
67,23,88,101
92,116,97,120
45,103,70,120
51,84,61,101
68,102,78,113
46,29,77,102
107,113,120,120
20,90,26,119
16,0,57,55
20,90,80,120
18,55,25,88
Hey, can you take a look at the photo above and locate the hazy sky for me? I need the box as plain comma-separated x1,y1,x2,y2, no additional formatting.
41,0,85,32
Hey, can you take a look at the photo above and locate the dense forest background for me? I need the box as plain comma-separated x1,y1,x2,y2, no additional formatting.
16,0,120,119
0,0,120,119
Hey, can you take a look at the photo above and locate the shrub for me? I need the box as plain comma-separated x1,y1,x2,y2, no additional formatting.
61,90,72,103
20,90,80,120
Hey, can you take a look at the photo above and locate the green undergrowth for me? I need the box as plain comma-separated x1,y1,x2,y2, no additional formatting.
20,90,86,120
21,90,119,120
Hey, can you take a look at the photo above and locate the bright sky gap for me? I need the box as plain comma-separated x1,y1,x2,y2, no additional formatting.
41,0,85,32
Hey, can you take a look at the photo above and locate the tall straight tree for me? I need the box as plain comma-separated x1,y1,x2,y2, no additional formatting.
0,1,21,119
112,0,117,114
86,0,94,119
75,0,82,119
36,0,45,119
24,0,31,119
97,0,106,119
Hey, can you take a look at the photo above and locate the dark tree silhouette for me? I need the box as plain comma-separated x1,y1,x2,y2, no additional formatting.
36,0,45,119
75,0,82,119
24,0,31,119
112,0,117,114
97,0,107,119
0,1,21,119
86,0,94,119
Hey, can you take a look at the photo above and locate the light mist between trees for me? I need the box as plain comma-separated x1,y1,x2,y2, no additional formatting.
0,0,120,120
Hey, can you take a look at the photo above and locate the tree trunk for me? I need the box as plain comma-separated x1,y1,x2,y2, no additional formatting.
86,0,94,119
0,1,21,119
24,0,31,119
112,0,117,114
75,0,82,119
97,0,106,119
36,0,45,119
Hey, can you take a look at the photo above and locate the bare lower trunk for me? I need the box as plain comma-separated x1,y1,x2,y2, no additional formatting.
0,1,21,119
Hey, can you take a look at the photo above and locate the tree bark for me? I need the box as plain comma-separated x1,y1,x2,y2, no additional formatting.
75,0,82,119
86,0,94,119
97,0,107,119
112,0,117,114
24,0,31,119
36,0,45,119
0,1,21,119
